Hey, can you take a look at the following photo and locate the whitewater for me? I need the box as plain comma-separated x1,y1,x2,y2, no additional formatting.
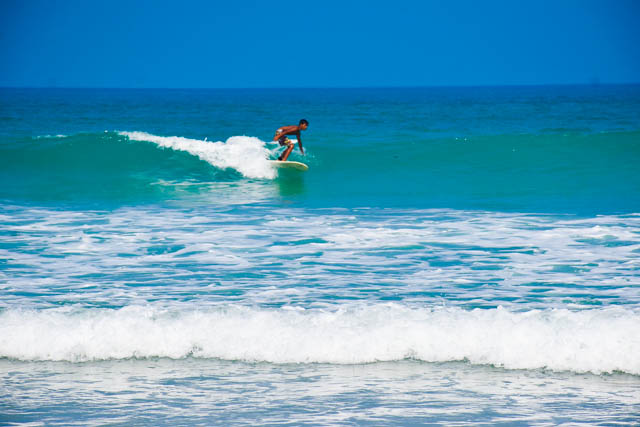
120,131,278,179
2,304,639,375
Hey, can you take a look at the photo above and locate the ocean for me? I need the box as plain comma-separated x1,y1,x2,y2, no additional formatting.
1,86,639,425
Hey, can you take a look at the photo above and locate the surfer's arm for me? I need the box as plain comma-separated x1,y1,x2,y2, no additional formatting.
297,131,304,155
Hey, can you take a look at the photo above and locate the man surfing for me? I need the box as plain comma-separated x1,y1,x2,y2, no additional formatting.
273,119,308,161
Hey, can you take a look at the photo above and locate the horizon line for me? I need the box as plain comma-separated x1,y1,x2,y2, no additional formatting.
1,82,639,90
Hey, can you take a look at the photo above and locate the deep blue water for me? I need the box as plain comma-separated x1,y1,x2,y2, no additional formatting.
1,86,639,425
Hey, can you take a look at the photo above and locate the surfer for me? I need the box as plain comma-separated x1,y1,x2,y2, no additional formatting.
273,119,308,161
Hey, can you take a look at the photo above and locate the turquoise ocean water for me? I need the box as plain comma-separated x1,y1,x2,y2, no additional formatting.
1,86,639,424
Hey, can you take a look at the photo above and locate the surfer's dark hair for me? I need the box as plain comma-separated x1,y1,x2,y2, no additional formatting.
299,119,309,126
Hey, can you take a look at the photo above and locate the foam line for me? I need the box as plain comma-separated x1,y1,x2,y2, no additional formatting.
1,305,638,375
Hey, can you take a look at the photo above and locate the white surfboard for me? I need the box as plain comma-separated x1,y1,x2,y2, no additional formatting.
268,160,309,171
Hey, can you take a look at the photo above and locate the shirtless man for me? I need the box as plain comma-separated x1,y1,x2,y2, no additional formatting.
273,119,308,161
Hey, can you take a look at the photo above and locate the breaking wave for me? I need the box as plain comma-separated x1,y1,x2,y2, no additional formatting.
120,131,276,179
1,304,638,375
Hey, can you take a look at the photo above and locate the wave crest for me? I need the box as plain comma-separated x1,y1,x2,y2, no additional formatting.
120,131,276,179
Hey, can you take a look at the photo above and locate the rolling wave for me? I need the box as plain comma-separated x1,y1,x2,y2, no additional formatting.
0,131,280,202
1,131,276,179
1,304,638,375
2,129,639,211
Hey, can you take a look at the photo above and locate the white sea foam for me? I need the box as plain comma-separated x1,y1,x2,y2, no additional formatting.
1,206,639,311
35,134,67,139
1,305,638,375
119,131,277,179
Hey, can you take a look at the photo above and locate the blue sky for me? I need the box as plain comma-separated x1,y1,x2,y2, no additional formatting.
1,0,638,87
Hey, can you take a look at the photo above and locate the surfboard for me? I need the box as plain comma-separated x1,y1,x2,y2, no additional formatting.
268,160,309,171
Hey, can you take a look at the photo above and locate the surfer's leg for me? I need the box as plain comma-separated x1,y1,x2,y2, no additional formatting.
279,143,295,161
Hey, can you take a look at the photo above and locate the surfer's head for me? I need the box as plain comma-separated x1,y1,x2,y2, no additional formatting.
299,119,309,130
